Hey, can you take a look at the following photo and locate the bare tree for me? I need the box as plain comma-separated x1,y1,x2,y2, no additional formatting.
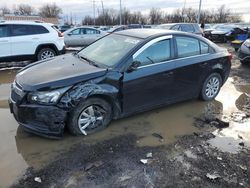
149,8,163,24
215,5,230,23
39,3,62,18
0,6,10,16
14,4,34,15
81,5,242,26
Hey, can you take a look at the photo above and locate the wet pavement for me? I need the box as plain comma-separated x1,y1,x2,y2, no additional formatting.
0,44,250,187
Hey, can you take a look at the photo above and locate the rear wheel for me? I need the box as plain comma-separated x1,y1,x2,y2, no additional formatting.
37,48,56,61
68,98,112,136
200,73,222,101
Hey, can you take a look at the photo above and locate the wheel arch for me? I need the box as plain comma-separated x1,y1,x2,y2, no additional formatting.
58,83,122,119
35,43,59,57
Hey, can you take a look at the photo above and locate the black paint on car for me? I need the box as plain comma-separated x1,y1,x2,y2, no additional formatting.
9,29,232,138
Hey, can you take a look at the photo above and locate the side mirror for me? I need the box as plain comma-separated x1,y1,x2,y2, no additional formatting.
68,33,72,36
127,61,141,72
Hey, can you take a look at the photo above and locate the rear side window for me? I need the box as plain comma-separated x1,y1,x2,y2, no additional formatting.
33,25,49,34
11,24,49,36
134,39,171,67
200,41,209,54
176,36,200,58
0,25,9,38
180,24,195,33
84,28,100,34
171,25,180,31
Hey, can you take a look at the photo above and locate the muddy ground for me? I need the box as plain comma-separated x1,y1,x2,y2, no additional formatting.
0,44,249,188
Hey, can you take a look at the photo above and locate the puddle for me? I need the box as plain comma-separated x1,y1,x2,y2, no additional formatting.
208,121,250,154
0,68,250,187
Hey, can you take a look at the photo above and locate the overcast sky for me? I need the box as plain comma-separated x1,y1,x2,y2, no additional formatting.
2,0,250,22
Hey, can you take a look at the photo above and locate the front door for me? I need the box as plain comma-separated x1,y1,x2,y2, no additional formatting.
0,24,11,58
122,36,175,114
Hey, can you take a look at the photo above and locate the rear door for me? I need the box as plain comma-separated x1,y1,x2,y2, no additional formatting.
84,28,102,46
173,35,211,99
10,24,41,56
122,36,175,113
0,24,11,58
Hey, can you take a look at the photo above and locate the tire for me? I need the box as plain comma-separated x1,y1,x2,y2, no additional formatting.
68,98,113,136
200,73,222,101
37,48,56,61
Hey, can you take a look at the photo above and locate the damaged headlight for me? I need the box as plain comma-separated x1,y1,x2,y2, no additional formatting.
28,87,70,105
243,39,250,48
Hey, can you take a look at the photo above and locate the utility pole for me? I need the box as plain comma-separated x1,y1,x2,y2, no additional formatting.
183,0,187,23
101,0,106,25
197,0,202,24
119,0,122,25
93,0,96,26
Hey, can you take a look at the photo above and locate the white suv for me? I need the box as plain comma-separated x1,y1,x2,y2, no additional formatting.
0,21,65,62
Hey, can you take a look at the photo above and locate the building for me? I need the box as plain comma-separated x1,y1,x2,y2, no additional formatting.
2,14,59,25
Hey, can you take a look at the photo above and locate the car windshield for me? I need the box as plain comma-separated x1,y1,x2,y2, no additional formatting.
215,25,234,31
78,34,141,67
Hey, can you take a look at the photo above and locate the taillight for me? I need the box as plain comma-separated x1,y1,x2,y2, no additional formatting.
228,53,233,61
58,32,64,37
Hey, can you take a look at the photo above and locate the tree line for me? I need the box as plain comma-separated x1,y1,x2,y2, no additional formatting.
1,4,242,25
0,3,62,18
82,5,242,25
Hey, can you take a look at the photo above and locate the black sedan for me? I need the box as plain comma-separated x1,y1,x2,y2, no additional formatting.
9,29,232,138
238,39,250,64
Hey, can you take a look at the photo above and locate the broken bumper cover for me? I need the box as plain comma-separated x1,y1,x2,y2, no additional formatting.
9,99,67,138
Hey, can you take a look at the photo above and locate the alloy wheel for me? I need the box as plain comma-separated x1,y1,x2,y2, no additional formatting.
41,50,55,60
205,76,220,98
78,105,105,135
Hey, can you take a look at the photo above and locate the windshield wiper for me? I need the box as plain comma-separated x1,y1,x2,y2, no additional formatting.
77,54,99,67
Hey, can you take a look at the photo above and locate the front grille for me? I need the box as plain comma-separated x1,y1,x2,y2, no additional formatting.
11,81,25,103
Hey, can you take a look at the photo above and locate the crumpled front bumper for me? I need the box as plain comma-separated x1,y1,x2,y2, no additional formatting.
9,99,67,138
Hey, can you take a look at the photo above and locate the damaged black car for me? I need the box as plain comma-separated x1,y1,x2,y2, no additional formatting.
9,29,232,138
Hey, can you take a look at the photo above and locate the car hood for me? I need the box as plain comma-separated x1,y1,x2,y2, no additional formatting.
211,30,230,35
16,54,107,91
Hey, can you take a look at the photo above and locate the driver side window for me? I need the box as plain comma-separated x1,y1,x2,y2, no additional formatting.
134,39,171,67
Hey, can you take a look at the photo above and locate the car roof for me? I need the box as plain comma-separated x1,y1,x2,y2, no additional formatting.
115,29,197,39
0,20,53,26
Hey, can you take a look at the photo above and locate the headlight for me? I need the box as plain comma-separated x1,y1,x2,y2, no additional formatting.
243,39,250,48
28,87,70,105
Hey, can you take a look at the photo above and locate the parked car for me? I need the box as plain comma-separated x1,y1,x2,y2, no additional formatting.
157,23,203,36
107,25,128,33
9,29,231,138
64,27,106,47
59,25,72,32
238,39,250,64
209,25,249,43
0,21,65,62
107,24,146,33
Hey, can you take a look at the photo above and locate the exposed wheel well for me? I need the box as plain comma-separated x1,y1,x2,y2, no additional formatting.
212,69,224,83
87,94,120,118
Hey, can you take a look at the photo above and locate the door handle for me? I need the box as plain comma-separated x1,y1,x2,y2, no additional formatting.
163,71,173,77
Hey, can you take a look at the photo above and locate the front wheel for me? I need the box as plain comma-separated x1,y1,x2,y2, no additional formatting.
68,98,112,136
200,73,222,101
